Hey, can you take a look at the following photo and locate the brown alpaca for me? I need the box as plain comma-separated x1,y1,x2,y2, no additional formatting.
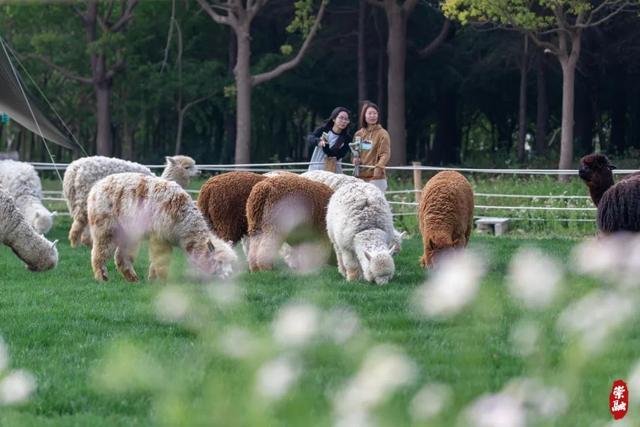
246,174,333,271
197,172,266,243
579,153,640,233
418,171,474,268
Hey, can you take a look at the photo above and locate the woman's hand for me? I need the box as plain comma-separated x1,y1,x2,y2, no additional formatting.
319,137,327,148
373,167,383,179
353,157,360,166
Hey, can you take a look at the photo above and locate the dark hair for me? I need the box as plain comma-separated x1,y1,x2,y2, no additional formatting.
325,106,350,128
359,101,380,129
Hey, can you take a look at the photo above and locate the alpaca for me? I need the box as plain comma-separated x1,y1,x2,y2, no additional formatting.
326,181,399,285
0,189,58,272
301,169,360,191
579,153,640,233
245,174,333,271
87,173,236,282
418,171,474,268
0,160,55,234
64,155,198,248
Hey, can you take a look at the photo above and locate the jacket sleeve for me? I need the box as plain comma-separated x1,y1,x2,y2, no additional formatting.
307,127,324,149
322,133,352,159
374,130,391,176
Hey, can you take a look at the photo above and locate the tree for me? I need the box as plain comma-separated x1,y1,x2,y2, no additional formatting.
196,0,327,164
442,0,639,175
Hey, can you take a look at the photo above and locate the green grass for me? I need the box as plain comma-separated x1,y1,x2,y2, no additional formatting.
0,218,635,426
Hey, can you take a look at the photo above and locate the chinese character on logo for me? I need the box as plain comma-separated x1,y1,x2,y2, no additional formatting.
609,380,629,420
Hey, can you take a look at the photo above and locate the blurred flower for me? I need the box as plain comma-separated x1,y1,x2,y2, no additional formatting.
255,355,301,400
414,251,485,318
206,281,240,306
334,345,416,416
557,290,635,353
507,247,562,309
0,337,8,372
272,303,320,347
504,377,568,418
273,195,310,236
334,410,375,427
0,370,36,405
280,242,330,275
219,327,257,360
510,320,540,357
627,360,640,406
322,307,360,344
464,392,525,427
155,287,190,323
409,383,452,421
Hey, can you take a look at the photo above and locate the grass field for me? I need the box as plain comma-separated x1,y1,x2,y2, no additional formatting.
1,216,638,426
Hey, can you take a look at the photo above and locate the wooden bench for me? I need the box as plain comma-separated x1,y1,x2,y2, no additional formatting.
475,217,510,236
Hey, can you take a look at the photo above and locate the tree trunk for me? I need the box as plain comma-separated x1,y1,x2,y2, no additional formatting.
234,27,252,164
535,52,548,155
175,109,185,155
574,77,594,156
357,0,368,104
517,35,528,162
385,3,407,166
558,56,577,177
95,82,113,156
431,89,459,165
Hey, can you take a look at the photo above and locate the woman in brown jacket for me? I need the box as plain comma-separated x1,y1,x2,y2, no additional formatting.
353,101,391,192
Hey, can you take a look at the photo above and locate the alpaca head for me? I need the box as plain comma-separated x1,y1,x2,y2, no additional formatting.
363,250,395,285
14,237,58,272
578,153,616,188
421,231,462,269
24,207,55,235
162,156,199,188
187,236,237,279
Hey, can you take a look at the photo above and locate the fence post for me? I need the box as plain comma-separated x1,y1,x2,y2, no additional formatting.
412,161,422,205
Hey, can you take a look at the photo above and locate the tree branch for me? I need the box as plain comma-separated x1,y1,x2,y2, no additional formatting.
196,0,233,26
24,54,93,85
418,18,451,58
252,0,327,86
581,1,634,27
111,0,139,32
105,59,126,80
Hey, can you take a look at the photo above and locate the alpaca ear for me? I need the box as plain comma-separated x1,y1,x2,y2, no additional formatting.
399,231,407,239
207,241,215,252
365,251,372,261
608,163,617,170
165,156,176,166
51,240,58,249
50,211,58,218
227,240,233,247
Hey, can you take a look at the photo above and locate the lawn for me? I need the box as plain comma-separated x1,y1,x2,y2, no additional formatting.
0,216,636,426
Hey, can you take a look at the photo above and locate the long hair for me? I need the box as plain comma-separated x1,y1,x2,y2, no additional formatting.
358,101,380,129
324,106,351,130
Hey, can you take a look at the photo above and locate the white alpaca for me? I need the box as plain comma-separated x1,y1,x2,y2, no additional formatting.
326,181,401,285
301,170,360,191
64,155,198,248
0,160,54,234
87,173,235,282
0,189,58,272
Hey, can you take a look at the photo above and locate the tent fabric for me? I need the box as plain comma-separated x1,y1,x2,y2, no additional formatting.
0,43,73,149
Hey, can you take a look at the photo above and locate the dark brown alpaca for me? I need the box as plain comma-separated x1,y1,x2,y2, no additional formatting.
579,153,640,233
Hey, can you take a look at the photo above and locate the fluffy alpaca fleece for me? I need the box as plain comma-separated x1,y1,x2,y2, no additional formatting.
0,160,54,234
301,170,360,191
418,171,474,268
579,153,640,233
0,189,58,271
326,181,400,285
87,173,236,282
197,172,266,244
246,174,333,271
64,155,198,248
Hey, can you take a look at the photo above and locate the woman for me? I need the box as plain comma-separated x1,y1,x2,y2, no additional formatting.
353,101,390,192
307,107,352,173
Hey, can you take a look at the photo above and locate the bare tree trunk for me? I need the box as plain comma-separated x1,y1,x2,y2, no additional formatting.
234,27,252,165
535,52,548,155
95,82,113,156
559,58,576,178
357,0,368,104
385,2,408,166
517,35,528,162
175,111,185,155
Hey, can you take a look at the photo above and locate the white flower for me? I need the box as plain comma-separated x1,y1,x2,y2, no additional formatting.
272,303,320,347
0,337,8,372
414,251,485,318
280,242,330,274
557,290,635,353
218,327,257,359
334,345,416,415
154,287,190,323
255,355,301,400
207,281,240,306
464,392,526,427
510,320,540,357
409,383,452,421
504,377,568,418
334,410,375,427
627,360,640,406
0,370,36,405
507,248,562,309
322,307,360,344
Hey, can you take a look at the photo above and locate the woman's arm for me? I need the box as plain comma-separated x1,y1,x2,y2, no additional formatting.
306,126,325,149
322,133,352,159
373,130,391,178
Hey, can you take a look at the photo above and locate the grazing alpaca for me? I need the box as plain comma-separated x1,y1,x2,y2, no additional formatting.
87,173,236,282
0,189,58,272
418,171,474,268
579,153,640,233
64,155,198,248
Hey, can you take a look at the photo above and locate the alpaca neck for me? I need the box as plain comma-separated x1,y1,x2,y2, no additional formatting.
3,219,44,264
161,168,189,188
589,176,614,207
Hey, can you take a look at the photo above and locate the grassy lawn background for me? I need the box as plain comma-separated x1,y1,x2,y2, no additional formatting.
0,213,635,426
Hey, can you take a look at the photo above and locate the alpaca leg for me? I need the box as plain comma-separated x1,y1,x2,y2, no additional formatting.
333,244,346,277
69,213,87,248
247,234,261,272
148,236,173,281
80,227,93,247
115,242,139,283
341,250,360,282
91,237,115,282
256,234,279,271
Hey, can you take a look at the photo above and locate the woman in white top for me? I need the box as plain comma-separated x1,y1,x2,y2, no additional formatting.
306,107,352,173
